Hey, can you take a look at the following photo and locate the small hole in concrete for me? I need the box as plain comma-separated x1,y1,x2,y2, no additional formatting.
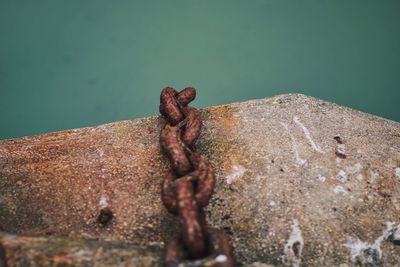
292,241,301,257
334,136,343,144
97,207,113,226
335,151,346,159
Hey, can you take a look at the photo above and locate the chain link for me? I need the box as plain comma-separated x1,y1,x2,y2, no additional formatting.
159,87,235,266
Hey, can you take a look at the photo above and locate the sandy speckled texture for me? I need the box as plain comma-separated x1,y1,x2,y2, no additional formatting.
1,94,400,266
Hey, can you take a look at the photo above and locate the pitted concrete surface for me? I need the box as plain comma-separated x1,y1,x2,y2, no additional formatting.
1,94,399,266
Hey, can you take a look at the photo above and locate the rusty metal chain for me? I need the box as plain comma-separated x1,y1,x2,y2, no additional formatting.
159,87,235,267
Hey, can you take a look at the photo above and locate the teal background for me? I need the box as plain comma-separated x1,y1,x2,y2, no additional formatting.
1,1,399,140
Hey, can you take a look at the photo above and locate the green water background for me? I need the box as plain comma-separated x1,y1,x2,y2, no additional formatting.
1,0,399,140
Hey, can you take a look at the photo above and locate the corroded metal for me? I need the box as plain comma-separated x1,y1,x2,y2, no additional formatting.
165,228,235,267
159,87,235,266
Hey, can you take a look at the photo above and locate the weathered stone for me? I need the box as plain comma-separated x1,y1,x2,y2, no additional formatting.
0,94,399,266
0,232,160,267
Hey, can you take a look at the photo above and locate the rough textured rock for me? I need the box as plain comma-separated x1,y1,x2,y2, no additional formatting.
0,94,399,266
0,232,160,267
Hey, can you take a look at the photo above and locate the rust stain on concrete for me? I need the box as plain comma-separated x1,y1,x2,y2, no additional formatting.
1,94,400,266
0,117,177,248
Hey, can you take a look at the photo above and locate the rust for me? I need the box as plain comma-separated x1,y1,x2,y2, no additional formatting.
181,107,202,147
160,124,192,176
0,125,167,244
161,170,179,214
164,237,184,266
159,87,183,125
175,87,196,106
191,152,215,208
175,178,206,258
159,87,235,265
161,152,215,215
165,228,235,267
204,104,241,170
159,87,197,126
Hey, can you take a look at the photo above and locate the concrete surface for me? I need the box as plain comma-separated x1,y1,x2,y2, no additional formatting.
1,94,399,266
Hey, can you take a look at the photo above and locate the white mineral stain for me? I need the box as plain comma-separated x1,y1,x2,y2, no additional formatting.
333,185,348,194
269,200,276,206
356,174,364,182
337,143,346,155
370,171,379,186
269,230,276,237
293,116,324,153
336,170,349,183
395,167,400,178
226,164,246,184
280,122,307,166
318,174,326,182
343,222,398,265
393,225,400,241
215,254,228,263
346,163,362,174
284,219,304,267
99,196,108,209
